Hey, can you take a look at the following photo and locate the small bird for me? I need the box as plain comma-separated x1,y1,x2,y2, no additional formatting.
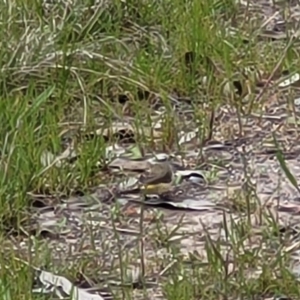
139,161,174,196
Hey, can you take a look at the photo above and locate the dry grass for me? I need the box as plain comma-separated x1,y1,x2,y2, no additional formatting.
1,0,300,299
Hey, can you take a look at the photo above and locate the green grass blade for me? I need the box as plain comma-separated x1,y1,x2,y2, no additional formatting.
21,85,56,120
272,132,300,193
